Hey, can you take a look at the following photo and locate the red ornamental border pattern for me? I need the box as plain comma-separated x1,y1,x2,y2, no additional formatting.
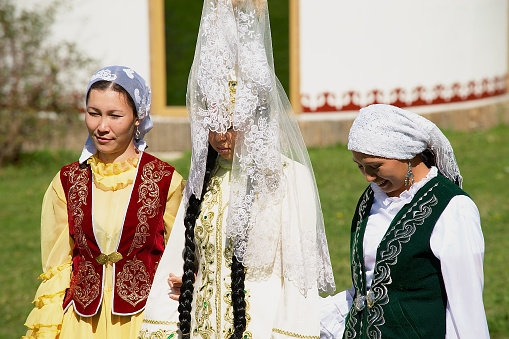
301,75,507,113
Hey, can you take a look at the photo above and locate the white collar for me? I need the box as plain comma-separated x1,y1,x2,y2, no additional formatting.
371,166,438,208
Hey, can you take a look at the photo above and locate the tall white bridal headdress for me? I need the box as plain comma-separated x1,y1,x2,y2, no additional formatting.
185,0,335,295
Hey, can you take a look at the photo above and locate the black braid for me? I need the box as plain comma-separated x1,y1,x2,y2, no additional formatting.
178,145,218,338
230,254,246,338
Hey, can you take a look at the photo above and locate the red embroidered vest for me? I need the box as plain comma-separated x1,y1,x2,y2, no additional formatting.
61,153,174,316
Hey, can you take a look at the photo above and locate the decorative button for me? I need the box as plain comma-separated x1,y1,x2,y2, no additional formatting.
366,290,375,308
355,295,366,311
95,251,123,265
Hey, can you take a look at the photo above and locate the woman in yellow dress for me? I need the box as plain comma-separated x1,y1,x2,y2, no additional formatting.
23,66,185,338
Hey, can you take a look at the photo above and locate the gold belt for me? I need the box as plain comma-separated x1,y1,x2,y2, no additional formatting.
95,252,123,265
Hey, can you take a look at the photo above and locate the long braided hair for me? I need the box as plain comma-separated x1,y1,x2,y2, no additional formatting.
230,254,246,338
177,144,247,338
178,144,218,337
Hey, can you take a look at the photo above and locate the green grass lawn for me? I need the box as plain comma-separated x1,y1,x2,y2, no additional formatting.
1,125,508,338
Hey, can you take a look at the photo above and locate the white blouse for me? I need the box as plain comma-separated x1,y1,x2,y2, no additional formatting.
320,167,489,338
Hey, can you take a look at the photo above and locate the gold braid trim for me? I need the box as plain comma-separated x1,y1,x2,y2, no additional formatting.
272,328,319,339
142,319,179,326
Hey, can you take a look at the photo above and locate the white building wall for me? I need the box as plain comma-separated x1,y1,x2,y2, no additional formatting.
17,0,151,85
300,0,508,112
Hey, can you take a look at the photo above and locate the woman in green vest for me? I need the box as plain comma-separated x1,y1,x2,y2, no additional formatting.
320,104,489,338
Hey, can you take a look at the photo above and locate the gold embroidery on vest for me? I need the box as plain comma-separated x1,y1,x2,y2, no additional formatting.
215,183,226,336
116,255,151,307
195,211,215,338
64,164,93,258
73,259,101,309
128,159,172,256
194,175,223,337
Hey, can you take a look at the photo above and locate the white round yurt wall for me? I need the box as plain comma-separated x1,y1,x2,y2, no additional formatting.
300,0,508,112
16,0,151,82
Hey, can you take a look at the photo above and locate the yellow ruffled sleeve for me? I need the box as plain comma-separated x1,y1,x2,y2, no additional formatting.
23,172,72,339
163,170,185,244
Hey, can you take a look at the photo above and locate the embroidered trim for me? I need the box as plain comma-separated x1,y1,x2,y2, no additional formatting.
72,259,101,309
194,174,224,335
215,180,225,335
128,159,172,256
272,328,319,338
142,319,179,326
366,186,438,338
116,256,151,307
63,164,93,258
344,188,371,338
348,183,437,339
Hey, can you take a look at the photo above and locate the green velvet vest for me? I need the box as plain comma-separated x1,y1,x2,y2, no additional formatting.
344,175,466,339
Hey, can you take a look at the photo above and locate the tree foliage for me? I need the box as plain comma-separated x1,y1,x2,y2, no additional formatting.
0,0,91,166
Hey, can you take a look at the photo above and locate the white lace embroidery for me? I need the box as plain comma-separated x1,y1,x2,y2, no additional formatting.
185,0,335,296
348,104,462,187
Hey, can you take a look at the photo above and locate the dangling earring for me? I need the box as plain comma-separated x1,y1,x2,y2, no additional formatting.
405,162,414,186
134,127,141,143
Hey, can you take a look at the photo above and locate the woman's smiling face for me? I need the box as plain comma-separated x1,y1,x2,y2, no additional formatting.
352,151,410,197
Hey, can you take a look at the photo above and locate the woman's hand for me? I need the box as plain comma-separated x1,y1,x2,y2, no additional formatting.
168,273,183,301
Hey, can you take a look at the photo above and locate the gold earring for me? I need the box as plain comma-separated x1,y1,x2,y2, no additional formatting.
404,162,414,186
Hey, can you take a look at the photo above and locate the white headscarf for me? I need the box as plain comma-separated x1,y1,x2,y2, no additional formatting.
348,104,463,187
185,0,335,295
79,66,153,163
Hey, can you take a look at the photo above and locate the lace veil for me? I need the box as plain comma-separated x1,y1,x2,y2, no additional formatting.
348,104,463,187
185,0,335,295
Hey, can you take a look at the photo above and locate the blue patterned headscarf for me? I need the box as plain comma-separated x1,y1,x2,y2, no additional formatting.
79,65,153,163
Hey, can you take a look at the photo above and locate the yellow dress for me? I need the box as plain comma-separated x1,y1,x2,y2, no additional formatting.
23,154,185,339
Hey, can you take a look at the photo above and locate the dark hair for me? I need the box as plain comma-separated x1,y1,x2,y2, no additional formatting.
178,145,247,338
230,254,246,338
419,148,436,168
87,80,137,117
419,148,462,186
178,145,218,337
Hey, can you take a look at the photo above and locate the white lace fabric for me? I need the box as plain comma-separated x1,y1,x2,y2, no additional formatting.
185,0,335,295
348,104,463,187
